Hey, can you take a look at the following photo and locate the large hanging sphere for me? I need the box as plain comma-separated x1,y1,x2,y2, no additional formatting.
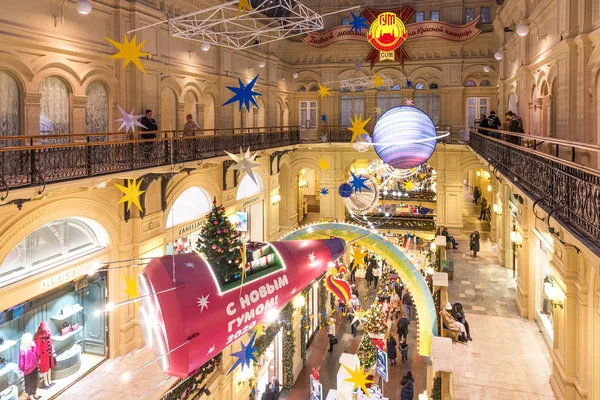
338,183,353,198
372,106,438,170
353,134,372,152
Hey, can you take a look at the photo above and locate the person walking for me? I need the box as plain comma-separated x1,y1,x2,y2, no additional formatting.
402,291,413,319
349,259,357,283
386,335,397,366
477,113,489,135
372,262,381,287
260,384,275,400
327,317,336,352
397,313,410,341
400,371,415,400
472,186,480,204
469,230,480,258
365,264,374,288
478,197,488,220
488,111,501,134
399,337,409,363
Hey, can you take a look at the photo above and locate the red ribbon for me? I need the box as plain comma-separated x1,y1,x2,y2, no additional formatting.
361,6,416,69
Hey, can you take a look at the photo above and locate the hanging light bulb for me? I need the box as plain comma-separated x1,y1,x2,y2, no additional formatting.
494,51,503,60
76,0,92,14
201,43,211,51
293,72,299,79
258,60,266,68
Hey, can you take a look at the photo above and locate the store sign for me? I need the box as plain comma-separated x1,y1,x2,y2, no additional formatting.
41,268,75,289
376,346,388,382
367,12,407,61
242,195,260,208
177,219,204,236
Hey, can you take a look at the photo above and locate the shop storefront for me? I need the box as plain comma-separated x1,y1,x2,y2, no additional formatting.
0,217,109,399
254,330,283,399
533,229,555,345
508,194,522,279
165,187,212,255
234,175,265,243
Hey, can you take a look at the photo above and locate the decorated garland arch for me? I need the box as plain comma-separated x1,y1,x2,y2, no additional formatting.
282,222,437,356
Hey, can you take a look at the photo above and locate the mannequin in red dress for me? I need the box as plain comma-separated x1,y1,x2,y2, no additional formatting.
34,321,55,388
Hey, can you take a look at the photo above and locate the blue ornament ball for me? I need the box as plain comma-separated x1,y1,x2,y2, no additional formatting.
338,183,353,198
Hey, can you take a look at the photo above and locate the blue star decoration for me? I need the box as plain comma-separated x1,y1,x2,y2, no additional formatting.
320,187,330,196
223,74,261,112
349,11,369,33
406,79,413,88
349,171,371,193
227,331,258,375
321,114,327,123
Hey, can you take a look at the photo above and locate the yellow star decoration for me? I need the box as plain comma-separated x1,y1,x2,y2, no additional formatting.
115,177,145,212
318,157,330,171
374,106,382,116
317,84,332,98
106,34,149,74
252,322,263,336
342,364,373,398
350,246,368,269
123,273,139,300
375,175,382,185
403,180,414,190
418,173,425,179
348,114,371,144
238,0,252,16
373,74,384,89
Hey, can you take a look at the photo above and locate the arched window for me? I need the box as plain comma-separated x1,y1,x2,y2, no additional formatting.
0,218,107,288
0,71,20,146
309,85,319,92
166,187,212,228
415,83,425,90
40,76,70,142
85,81,109,140
298,86,306,92
236,174,263,201
465,80,476,87
429,83,439,89
480,80,491,86
391,84,401,91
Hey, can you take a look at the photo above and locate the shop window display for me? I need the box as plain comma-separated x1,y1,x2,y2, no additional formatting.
0,274,107,398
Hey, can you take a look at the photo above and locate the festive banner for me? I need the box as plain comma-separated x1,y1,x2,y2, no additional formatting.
138,238,345,378
303,25,367,48
407,17,481,41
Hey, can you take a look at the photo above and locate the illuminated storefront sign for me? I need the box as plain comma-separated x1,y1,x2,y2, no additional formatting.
367,12,407,61
41,268,76,289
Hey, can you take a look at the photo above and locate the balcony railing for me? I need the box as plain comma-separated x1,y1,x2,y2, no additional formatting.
0,127,300,195
469,127,600,254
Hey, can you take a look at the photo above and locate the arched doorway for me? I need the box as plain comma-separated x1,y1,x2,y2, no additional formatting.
298,167,320,224
165,186,212,255
183,91,198,129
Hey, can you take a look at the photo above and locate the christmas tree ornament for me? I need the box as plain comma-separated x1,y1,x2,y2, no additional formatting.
319,187,330,196
350,246,368,269
338,183,353,198
105,34,149,74
115,177,145,212
325,266,351,304
373,74,384,89
238,0,251,15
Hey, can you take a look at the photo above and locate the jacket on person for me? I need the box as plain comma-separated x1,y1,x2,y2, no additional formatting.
261,390,275,400
386,337,397,360
480,198,488,212
140,116,158,139
402,292,413,306
397,317,410,336
488,115,501,129
34,322,55,373
451,303,466,324
478,117,489,134
469,231,480,252
507,116,523,144
440,308,459,331
400,376,415,400
18,343,39,375
473,187,480,200
365,266,374,281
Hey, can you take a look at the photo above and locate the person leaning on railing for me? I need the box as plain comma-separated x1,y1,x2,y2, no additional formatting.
184,114,201,137
140,109,158,159
505,111,523,145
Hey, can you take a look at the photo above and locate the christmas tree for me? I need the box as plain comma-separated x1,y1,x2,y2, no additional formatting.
363,301,387,335
376,265,394,300
357,334,376,370
197,197,243,285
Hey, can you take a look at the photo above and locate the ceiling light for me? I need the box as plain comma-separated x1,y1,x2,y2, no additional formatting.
201,43,211,51
494,51,503,61
293,72,299,79
259,60,266,68
483,65,490,73
77,0,92,14
516,24,529,37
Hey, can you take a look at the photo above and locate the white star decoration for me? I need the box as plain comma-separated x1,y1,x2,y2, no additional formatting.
405,98,414,106
225,147,260,185
207,345,215,355
184,262,195,269
197,294,210,312
115,105,145,133
308,252,317,264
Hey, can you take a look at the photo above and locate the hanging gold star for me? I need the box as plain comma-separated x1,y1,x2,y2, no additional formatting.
374,106,382,116
373,74,384,89
403,180,414,190
418,173,425,180
105,34,149,74
124,273,139,300
238,0,252,16
348,114,371,144
343,364,373,398
350,246,368,269
318,157,330,171
115,177,145,212
317,84,332,98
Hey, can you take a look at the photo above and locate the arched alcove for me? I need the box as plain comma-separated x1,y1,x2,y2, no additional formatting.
166,187,212,228
160,87,178,131
40,76,71,141
0,70,20,145
85,80,109,139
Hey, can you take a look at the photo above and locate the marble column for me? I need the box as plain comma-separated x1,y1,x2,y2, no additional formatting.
196,103,205,131
24,93,41,141
72,95,87,142
176,101,186,131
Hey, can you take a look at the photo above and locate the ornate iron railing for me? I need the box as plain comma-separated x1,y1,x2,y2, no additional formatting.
0,128,300,195
469,130,600,253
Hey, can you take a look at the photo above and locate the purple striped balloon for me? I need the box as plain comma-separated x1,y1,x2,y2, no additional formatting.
372,106,437,169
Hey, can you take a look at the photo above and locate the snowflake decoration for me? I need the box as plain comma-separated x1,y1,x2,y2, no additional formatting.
197,294,210,312
185,262,195,269
207,345,216,355
320,187,330,196
308,252,317,264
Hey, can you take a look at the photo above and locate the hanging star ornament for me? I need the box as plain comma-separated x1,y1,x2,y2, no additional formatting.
224,147,260,185
238,0,251,16
320,187,330,196
403,180,415,190
318,157,330,171
373,74,384,89
320,134,329,143
123,273,139,300
223,75,261,112
350,246,368,268
348,114,371,144
321,114,327,123
227,331,259,374
406,79,413,88
343,364,373,398
106,34,149,74
405,98,414,106
374,106,382,116
115,106,145,133
317,84,332,98
115,177,145,212
351,309,367,325
349,171,370,193
349,11,369,33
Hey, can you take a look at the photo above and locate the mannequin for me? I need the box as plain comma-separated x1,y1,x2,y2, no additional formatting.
18,333,40,400
34,321,55,388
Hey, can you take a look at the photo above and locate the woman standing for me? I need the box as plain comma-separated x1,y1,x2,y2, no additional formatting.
183,114,201,136
386,335,397,366
400,371,414,400
469,230,481,258
18,333,40,400
327,318,336,352
365,264,374,287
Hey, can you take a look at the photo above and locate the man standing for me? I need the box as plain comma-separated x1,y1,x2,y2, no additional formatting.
140,109,158,138
488,111,501,129
402,291,413,319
